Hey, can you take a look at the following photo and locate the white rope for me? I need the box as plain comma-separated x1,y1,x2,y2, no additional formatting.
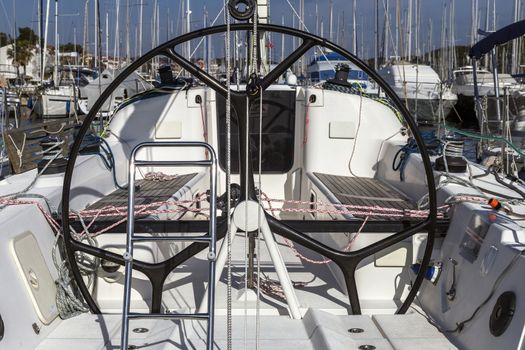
0,139,65,199
53,245,90,318
249,7,262,349
30,124,65,135
52,212,101,320
244,95,249,349
252,3,258,75
8,132,26,168
256,88,263,350
225,2,233,349
69,84,80,124
0,90,6,177
348,90,364,177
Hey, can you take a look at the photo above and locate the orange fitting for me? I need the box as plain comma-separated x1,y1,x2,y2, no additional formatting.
488,198,502,210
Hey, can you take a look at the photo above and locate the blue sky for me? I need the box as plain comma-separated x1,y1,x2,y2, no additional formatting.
0,0,521,58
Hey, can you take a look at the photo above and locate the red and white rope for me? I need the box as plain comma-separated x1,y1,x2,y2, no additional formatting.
261,195,450,219
0,192,453,242
0,198,61,234
283,216,370,265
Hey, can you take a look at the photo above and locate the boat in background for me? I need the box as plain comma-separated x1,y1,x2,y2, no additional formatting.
34,67,88,119
451,66,525,128
36,85,80,119
307,51,379,95
79,68,153,115
378,61,458,123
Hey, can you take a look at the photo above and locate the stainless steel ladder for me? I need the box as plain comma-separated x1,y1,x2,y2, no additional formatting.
121,142,218,350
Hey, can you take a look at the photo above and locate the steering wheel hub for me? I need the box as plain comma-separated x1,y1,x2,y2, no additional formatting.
228,0,256,21
233,201,264,232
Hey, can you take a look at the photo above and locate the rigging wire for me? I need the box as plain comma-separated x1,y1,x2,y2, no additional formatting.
283,0,336,72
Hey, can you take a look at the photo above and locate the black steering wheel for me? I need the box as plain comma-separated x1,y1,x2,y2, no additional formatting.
61,23,437,315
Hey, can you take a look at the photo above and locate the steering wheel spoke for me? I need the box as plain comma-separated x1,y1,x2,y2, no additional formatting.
260,39,316,90
162,48,231,98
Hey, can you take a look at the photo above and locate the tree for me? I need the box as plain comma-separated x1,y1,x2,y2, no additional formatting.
7,41,34,76
6,28,40,77
17,27,38,45
0,32,12,47
59,43,83,55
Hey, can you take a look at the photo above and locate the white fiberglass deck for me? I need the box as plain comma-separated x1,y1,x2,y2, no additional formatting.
36,222,457,349
36,310,457,349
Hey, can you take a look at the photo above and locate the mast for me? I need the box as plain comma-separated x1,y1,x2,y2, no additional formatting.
428,18,433,65
407,0,412,61
292,16,296,52
139,0,143,57
96,0,101,98
94,0,98,68
485,0,490,33
262,0,271,73
329,0,333,42
336,13,340,45
315,1,319,36
82,0,89,66
440,2,446,79
186,0,191,59
451,0,456,72
471,0,474,46
374,0,379,69
335,13,341,45
474,0,479,44
492,0,496,31
415,0,420,59
150,0,156,75
512,0,521,73
43,0,50,80
106,12,109,63
484,0,490,69
352,0,357,53
74,26,77,66
204,6,208,72
114,0,120,68
39,0,44,84
300,0,305,74
96,0,101,70
395,0,400,59
281,15,285,62
156,3,160,70
54,0,58,83
135,27,138,59
157,4,160,52
360,16,364,58
341,11,346,49
384,0,389,62
125,0,130,64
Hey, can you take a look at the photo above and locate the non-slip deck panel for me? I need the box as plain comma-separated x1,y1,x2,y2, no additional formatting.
87,173,197,210
314,173,414,211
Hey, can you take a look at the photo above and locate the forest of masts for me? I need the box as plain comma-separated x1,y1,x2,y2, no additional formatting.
6,0,523,80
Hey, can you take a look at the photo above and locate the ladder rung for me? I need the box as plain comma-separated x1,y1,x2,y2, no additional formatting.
134,160,213,167
128,312,210,320
131,235,212,243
